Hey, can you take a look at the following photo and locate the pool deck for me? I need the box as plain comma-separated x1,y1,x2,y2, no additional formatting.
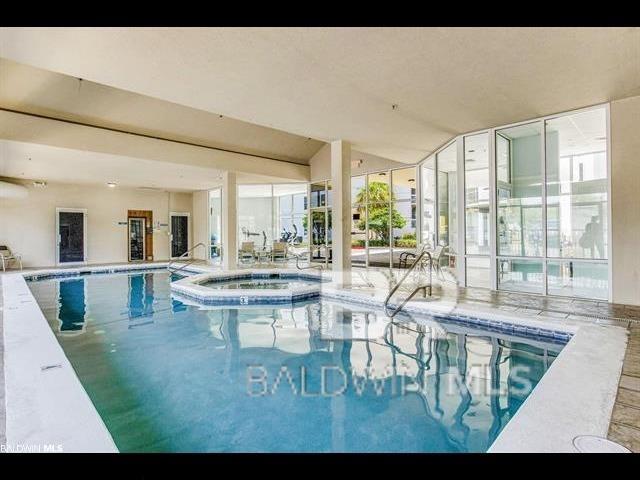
1,275,6,447
1,260,638,452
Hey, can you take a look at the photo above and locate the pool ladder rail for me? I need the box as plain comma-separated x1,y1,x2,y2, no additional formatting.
384,248,433,318
293,251,324,271
167,242,207,274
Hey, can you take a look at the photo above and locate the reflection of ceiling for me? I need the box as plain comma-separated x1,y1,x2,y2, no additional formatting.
2,27,638,164
548,108,607,157
497,107,606,157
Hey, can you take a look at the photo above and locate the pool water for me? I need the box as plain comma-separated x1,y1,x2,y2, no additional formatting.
202,278,319,290
28,270,564,453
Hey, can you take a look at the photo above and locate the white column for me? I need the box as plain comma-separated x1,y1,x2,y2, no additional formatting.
222,171,237,270
330,140,351,283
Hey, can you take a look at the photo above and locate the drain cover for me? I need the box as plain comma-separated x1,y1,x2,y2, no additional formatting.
573,435,631,453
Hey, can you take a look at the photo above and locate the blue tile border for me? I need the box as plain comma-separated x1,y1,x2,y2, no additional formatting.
25,266,573,346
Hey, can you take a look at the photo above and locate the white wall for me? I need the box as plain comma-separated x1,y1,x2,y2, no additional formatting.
611,95,640,306
0,179,192,267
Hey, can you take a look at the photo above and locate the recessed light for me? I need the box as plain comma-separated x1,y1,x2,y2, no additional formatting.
107,182,117,188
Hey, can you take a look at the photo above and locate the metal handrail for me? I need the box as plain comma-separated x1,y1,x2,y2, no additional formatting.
383,248,433,318
293,252,324,271
167,242,206,274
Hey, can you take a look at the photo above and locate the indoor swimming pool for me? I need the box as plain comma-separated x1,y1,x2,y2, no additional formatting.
27,269,566,453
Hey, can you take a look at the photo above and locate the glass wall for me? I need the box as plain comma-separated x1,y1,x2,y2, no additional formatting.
391,167,417,268
464,133,490,287
310,181,332,265
493,105,608,299
421,156,436,249
437,143,458,252
545,108,608,299
347,167,417,268
351,175,367,267
237,184,308,260
414,103,608,300
495,123,543,259
209,188,222,263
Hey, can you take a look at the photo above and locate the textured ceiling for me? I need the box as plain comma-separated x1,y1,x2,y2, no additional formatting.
0,58,324,165
1,27,638,164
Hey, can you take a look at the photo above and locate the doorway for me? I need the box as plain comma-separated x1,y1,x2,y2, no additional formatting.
170,213,190,258
56,208,87,265
128,217,146,261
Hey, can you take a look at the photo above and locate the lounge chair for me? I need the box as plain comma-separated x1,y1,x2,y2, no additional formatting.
239,241,256,264
271,242,288,263
0,245,23,272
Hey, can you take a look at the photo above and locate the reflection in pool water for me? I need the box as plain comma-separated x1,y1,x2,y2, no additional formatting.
28,270,564,453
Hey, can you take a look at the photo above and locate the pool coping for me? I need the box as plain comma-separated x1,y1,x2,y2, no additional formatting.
1,263,630,453
170,268,331,305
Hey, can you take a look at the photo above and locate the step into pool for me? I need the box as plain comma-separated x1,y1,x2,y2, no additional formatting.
27,269,565,453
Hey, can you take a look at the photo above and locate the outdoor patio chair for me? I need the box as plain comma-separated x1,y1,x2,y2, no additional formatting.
0,245,23,272
271,241,288,263
239,241,256,264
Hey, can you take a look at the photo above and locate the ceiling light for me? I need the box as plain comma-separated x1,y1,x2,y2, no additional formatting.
33,181,47,188
107,182,117,188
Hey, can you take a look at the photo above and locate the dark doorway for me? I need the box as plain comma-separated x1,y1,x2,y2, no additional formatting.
58,210,85,263
171,214,189,258
129,218,146,261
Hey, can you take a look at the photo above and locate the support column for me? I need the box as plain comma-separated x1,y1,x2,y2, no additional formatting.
222,171,237,270
330,140,351,284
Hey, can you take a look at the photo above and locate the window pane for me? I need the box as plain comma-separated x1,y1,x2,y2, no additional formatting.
352,175,366,204
496,134,510,184
421,156,436,249
367,202,390,268
465,133,490,255
209,189,222,261
351,205,366,267
310,182,326,208
310,210,327,263
547,261,608,300
546,108,608,259
437,143,458,253
496,122,543,257
238,184,273,248
292,193,306,215
391,167,417,202
392,202,417,268
466,256,491,288
497,259,544,294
